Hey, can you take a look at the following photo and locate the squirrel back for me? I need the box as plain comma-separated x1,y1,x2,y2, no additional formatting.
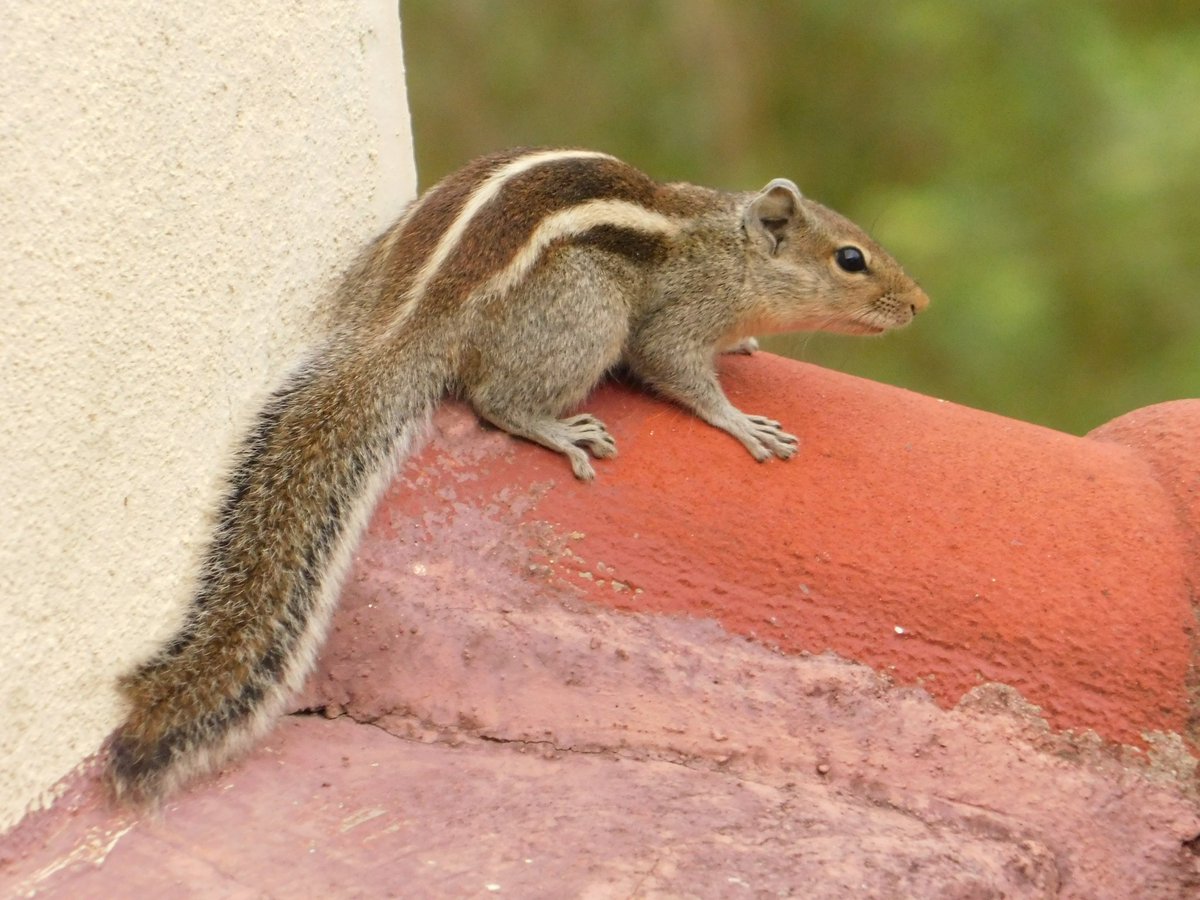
108,148,928,803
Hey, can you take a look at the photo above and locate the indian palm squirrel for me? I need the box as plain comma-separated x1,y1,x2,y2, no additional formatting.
108,148,930,804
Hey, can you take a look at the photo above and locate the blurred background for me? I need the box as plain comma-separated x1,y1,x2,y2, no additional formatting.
401,1,1199,434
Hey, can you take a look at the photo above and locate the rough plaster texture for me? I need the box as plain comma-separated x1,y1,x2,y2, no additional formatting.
0,1,415,829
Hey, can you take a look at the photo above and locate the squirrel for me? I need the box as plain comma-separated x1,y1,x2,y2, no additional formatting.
107,147,929,804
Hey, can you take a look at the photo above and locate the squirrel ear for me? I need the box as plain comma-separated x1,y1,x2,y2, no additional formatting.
745,178,804,253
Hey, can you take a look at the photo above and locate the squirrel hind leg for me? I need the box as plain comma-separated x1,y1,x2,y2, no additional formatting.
477,407,617,480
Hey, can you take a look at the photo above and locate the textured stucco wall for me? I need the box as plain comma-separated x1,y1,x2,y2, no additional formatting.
0,2,414,829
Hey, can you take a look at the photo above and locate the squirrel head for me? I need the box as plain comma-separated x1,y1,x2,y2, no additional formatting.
741,179,929,336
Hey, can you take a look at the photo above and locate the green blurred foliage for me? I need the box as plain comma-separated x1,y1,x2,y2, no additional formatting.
401,0,1200,433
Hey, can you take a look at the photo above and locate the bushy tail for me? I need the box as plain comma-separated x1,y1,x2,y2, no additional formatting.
108,341,443,804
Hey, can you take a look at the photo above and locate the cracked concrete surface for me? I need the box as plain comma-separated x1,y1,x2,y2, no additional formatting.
0,718,1069,898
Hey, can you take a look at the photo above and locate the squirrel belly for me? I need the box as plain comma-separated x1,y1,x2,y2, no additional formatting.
108,148,928,804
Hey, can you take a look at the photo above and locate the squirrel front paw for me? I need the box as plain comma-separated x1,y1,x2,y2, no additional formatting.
741,414,799,461
713,410,798,462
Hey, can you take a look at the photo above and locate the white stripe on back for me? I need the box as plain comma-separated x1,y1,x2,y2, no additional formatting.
408,149,616,305
475,199,679,304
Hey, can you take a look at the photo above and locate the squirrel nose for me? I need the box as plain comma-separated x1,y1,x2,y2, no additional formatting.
909,286,931,315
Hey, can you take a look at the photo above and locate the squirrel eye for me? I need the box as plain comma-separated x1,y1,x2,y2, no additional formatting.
835,246,868,273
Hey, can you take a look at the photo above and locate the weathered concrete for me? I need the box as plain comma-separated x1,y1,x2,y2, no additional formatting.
3,355,1198,897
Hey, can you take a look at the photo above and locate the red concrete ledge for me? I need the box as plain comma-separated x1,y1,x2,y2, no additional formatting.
356,353,1199,749
1090,400,1200,574
4,354,1199,896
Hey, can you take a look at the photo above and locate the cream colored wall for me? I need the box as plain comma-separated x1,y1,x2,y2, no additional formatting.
0,2,415,829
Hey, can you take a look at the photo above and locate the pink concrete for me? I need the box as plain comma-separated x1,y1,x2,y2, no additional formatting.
4,354,1199,896
5,607,1199,896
